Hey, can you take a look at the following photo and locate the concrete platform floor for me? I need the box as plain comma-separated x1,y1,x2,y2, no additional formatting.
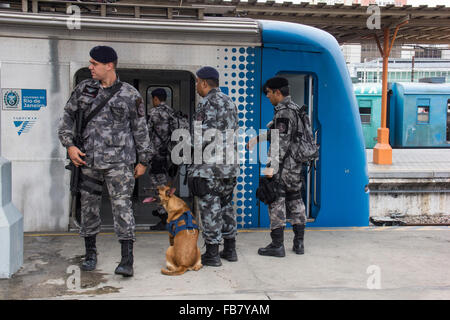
366,148,450,178
1,227,449,300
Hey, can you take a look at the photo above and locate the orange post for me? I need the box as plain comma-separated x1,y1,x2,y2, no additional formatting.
373,21,408,165
373,27,392,164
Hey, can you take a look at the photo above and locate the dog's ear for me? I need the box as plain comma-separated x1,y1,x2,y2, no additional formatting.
165,188,176,197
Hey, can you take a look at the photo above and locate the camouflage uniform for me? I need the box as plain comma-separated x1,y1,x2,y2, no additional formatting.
187,88,239,245
58,78,151,241
267,96,306,230
79,164,136,240
147,102,173,216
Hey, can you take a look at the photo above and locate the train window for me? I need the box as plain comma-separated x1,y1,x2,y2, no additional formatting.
417,106,430,124
358,100,372,124
147,86,173,109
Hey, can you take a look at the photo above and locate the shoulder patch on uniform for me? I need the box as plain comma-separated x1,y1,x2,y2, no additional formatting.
81,84,99,98
136,97,145,117
275,117,289,134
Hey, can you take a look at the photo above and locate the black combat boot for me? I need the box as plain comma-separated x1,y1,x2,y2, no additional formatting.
114,240,134,277
150,211,168,231
293,224,305,255
220,238,238,262
201,243,222,267
81,236,97,271
258,227,285,257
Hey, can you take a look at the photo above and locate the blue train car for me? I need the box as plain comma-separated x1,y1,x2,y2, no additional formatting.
0,12,369,231
389,82,450,148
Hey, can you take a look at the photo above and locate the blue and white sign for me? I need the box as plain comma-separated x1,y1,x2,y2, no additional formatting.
12,116,38,136
21,89,47,110
2,89,47,111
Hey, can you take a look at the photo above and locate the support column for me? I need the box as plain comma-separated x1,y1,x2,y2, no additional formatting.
0,157,23,278
373,20,408,165
373,27,392,165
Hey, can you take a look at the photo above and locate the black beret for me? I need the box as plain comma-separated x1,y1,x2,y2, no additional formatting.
263,77,289,90
196,66,219,80
151,88,167,100
89,46,118,63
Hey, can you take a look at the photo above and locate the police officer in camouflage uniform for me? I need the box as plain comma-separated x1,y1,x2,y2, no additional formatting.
147,88,173,230
247,77,306,257
188,66,240,267
58,46,151,277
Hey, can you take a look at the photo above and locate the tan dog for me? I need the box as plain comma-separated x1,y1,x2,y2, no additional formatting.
144,185,202,276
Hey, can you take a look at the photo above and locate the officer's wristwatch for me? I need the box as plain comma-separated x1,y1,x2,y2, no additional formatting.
139,161,149,167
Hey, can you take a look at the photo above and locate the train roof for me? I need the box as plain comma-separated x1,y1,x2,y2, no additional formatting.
0,11,345,51
393,82,450,95
259,19,337,52
0,12,261,46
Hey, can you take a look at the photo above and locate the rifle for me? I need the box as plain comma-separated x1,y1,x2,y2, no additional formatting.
65,104,84,195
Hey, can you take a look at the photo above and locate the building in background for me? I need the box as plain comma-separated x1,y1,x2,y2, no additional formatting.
350,57,450,83
344,44,450,83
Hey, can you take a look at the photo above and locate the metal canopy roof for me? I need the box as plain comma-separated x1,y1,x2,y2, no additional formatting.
227,1,450,44
2,0,450,44
137,0,450,44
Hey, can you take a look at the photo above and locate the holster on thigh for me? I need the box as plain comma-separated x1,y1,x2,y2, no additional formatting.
80,172,103,196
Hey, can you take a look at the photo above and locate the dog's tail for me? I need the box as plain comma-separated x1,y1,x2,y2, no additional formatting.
161,266,188,276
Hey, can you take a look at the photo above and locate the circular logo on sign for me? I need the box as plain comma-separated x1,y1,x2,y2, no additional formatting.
4,91,20,108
